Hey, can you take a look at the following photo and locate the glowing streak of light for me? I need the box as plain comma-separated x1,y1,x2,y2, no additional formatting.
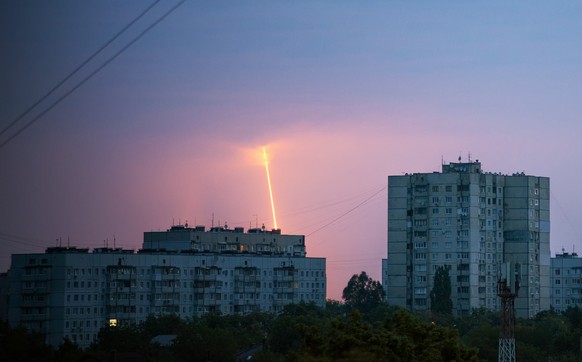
263,146,278,229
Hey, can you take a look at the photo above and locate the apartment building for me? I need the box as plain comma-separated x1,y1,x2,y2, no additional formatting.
7,224,326,348
551,251,582,313
383,160,550,317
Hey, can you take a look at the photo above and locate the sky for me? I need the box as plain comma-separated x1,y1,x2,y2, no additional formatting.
1,1,582,300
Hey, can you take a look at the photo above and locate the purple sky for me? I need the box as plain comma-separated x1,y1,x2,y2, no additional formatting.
1,1,582,300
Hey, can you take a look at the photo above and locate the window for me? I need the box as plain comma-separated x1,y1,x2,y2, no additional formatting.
432,208,439,215
432,186,439,192
457,230,469,237
458,286,469,294
445,185,452,192
415,298,427,306
415,253,426,260
445,196,452,203
432,196,439,203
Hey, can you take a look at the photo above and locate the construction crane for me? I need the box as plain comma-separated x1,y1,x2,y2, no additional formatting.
497,263,520,362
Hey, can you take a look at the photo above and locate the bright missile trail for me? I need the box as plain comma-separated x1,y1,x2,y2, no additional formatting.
263,146,278,229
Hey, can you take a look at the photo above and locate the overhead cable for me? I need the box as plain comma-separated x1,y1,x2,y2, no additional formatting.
0,0,187,150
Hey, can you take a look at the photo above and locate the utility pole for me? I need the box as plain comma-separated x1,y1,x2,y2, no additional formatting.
497,264,520,362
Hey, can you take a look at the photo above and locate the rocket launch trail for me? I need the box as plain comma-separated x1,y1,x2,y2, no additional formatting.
262,146,278,229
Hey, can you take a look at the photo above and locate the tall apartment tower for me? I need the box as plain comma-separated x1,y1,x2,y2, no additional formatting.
382,160,550,317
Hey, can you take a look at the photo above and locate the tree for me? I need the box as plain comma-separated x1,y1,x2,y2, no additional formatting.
430,265,453,316
342,271,385,312
0,320,52,361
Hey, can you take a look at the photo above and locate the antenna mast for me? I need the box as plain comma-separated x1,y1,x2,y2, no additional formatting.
498,266,520,362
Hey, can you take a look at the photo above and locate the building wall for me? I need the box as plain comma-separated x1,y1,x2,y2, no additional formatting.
0,272,9,321
385,161,550,318
504,176,550,316
551,253,582,313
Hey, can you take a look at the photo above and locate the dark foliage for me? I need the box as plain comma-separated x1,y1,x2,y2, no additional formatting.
5,272,582,362
342,271,385,312
430,265,453,316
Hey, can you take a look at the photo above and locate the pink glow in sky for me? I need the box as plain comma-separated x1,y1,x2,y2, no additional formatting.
2,1,582,300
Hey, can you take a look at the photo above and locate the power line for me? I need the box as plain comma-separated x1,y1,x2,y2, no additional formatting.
550,190,582,242
307,185,386,237
225,182,387,228
0,0,187,150
0,232,50,249
0,0,161,138
282,183,386,218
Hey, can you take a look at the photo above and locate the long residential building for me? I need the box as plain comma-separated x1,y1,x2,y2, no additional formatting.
383,160,550,318
7,224,326,348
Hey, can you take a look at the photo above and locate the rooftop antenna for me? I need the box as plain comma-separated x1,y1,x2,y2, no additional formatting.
67,237,69,248
468,152,472,163
211,213,215,227
113,235,116,249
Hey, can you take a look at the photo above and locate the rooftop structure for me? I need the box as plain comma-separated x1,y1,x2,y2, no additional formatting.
143,224,305,256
